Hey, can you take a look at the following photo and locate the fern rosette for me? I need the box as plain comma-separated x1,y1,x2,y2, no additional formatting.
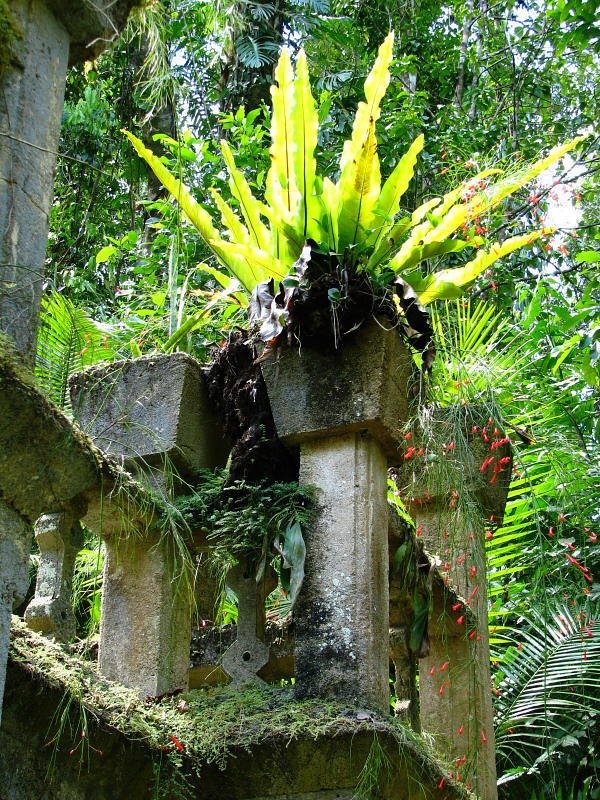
124,33,584,356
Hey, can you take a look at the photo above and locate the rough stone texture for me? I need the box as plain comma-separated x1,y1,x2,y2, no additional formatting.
24,513,83,640
69,353,230,483
0,1,137,366
0,0,70,364
0,501,31,724
0,354,158,533
261,320,413,460
412,503,506,800
45,0,139,64
294,433,390,711
98,533,193,698
221,559,276,686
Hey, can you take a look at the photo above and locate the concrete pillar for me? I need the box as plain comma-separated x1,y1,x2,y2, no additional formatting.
294,433,390,710
99,533,193,698
0,0,137,365
415,508,498,799
0,500,31,724
70,352,230,696
0,0,69,363
24,512,83,641
261,321,412,712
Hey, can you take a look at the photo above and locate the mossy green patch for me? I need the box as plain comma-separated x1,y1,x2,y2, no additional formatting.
0,0,22,75
8,616,469,799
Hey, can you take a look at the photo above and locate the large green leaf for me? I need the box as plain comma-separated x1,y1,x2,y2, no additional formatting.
123,130,219,244
401,231,545,304
210,188,250,245
337,121,381,252
210,240,287,284
220,140,271,252
389,138,584,280
266,47,299,225
368,133,425,252
124,130,262,291
336,32,394,251
291,50,320,241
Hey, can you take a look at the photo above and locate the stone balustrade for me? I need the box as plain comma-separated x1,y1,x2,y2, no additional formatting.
0,0,138,727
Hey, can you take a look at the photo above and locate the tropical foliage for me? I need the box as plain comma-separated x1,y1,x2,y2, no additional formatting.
123,34,584,348
34,0,600,796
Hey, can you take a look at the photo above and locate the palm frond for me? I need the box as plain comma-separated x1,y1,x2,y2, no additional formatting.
495,600,600,780
35,292,119,411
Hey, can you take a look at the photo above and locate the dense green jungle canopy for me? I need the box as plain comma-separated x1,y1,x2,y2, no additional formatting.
38,0,599,797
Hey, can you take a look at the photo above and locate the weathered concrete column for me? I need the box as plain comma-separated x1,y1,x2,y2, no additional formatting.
262,320,413,712
0,500,31,724
416,514,496,798
70,353,230,696
24,512,83,641
408,414,512,800
99,533,193,698
294,432,390,709
0,0,137,364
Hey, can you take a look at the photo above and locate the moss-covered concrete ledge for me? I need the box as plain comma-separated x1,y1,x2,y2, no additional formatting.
2,618,470,800
0,344,162,535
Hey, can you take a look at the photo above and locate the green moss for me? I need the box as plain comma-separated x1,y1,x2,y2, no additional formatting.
0,0,23,75
0,331,35,387
9,616,468,799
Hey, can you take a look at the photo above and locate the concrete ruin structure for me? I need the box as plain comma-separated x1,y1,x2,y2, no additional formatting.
0,3,513,796
0,327,512,799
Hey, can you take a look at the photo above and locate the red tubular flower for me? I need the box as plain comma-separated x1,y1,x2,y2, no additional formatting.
467,585,479,603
